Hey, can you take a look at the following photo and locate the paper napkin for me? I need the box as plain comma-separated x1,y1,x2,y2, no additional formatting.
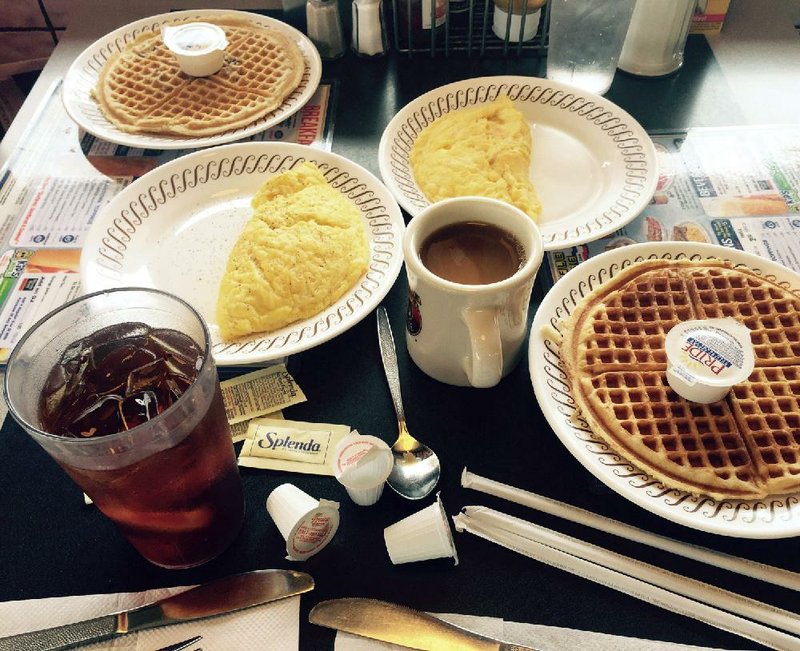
334,612,752,651
0,586,300,650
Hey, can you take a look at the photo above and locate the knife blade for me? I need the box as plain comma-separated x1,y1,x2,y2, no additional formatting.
0,569,313,651
309,598,539,651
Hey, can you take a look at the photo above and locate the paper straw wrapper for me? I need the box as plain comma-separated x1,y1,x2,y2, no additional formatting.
461,467,800,592
266,483,339,561
384,493,458,565
333,434,393,506
454,506,800,651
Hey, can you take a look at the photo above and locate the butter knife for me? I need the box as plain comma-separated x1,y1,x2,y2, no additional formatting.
0,569,313,651
309,598,539,650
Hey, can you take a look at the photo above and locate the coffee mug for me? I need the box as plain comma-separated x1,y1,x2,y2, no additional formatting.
403,196,544,388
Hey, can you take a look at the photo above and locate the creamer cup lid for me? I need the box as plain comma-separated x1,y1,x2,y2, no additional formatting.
162,22,228,55
665,318,754,402
332,433,391,480
285,498,340,561
162,22,228,77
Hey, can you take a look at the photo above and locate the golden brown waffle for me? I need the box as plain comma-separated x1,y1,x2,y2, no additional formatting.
685,264,800,366
562,261,695,375
561,257,800,500
93,16,304,137
730,366,800,495
577,370,763,499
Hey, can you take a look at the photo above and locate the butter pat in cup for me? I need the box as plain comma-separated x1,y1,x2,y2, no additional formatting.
162,22,228,77
665,318,754,404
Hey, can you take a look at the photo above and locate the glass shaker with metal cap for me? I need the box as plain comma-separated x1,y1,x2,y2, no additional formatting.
306,0,346,59
618,0,697,76
352,0,388,56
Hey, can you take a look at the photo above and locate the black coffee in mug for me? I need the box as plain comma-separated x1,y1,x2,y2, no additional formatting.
419,221,525,285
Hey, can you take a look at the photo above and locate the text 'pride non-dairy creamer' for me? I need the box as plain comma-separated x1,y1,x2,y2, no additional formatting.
665,318,754,404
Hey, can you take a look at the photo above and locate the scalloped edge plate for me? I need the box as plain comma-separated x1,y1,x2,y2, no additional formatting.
530,242,800,538
80,142,404,366
62,10,322,150
378,76,658,251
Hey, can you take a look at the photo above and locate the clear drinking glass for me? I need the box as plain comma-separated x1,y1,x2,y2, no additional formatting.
4,287,244,569
546,0,636,95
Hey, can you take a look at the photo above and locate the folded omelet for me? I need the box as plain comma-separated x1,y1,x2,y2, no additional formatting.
216,162,369,340
410,95,541,221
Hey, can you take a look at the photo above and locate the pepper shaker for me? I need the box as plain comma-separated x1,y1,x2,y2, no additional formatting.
352,0,388,56
306,0,346,59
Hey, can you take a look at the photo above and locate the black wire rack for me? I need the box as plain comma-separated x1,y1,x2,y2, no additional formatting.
389,0,550,57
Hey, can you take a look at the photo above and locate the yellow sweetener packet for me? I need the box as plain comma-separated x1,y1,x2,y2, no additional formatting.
238,417,351,475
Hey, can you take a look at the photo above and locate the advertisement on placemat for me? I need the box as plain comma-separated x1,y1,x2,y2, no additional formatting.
546,126,800,284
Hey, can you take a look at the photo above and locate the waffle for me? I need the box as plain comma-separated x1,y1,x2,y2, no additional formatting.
560,258,800,500
730,367,800,494
93,16,304,137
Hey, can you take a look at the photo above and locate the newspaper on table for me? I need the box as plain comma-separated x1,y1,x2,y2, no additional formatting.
546,126,800,284
0,79,335,364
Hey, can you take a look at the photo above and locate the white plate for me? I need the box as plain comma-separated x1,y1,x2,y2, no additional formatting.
62,10,322,150
81,142,405,366
530,242,800,538
378,76,658,251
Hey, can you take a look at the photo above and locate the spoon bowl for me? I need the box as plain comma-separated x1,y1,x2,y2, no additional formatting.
376,307,441,500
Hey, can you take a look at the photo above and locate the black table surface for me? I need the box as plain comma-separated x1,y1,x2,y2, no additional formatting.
1,35,796,651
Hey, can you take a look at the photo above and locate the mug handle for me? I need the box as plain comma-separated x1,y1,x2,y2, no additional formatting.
462,307,502,388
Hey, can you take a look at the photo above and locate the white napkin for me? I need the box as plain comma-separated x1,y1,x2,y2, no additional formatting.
0,586,300,650
334,613,752,651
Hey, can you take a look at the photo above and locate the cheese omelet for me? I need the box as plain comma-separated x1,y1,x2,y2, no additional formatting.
410,95,541,221
216,162,369,340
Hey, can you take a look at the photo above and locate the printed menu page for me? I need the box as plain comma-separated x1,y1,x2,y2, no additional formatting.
0,80,335,364
546,126,800,284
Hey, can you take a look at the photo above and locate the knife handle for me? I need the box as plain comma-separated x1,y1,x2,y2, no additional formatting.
0,613,120,651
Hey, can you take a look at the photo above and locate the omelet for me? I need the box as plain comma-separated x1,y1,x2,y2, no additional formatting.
216,162,369,340
410,95,541,221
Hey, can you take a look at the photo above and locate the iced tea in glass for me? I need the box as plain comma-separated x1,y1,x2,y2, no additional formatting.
4,288,244,569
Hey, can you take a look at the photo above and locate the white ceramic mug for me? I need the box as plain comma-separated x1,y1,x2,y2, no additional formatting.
403,197,544,388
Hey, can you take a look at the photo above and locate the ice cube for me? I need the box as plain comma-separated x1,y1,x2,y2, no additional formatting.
68,394,124,438
125,358,167,395
119,389,162,429
85,344,156,392
150,329,201,364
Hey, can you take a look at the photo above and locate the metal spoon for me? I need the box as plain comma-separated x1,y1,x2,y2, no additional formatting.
376,307,441,500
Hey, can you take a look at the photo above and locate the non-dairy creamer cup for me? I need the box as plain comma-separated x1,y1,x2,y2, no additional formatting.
266,483,339,561
162,22,228,76
665,318,754,404
383,493,458,565
333,434,393,506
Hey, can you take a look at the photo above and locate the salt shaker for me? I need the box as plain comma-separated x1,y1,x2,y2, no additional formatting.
352,0,388,56
306,0,346,59
618,0,696,76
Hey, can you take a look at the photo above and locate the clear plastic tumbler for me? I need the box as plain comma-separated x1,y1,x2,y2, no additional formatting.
546,0,636,95
4,288,244,569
